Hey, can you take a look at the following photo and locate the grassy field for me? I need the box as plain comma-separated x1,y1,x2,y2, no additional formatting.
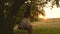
33,26,60,34
14,18,60,34
14,27,60,34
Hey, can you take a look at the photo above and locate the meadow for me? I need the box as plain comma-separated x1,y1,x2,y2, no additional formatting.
14,18,60,34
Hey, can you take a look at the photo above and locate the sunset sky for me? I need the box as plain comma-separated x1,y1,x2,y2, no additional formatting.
39,2,60,18
44,5,60,18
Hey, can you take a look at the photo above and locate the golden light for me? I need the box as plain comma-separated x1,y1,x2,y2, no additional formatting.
38,1,60,19
38,14,47,20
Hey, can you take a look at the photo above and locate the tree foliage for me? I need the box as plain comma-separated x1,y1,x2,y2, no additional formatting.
0,0,26,34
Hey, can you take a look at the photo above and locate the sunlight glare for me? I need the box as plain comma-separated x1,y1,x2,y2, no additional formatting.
38,1,60,19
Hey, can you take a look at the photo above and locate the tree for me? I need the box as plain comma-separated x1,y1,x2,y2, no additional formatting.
30,0,45,20
55,0,59,7
0,0,26,34
15,0,46,23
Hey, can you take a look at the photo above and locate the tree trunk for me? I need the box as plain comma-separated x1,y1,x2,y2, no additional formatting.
0,0,26,34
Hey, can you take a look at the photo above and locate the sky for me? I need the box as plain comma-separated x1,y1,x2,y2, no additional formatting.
38,1,60,18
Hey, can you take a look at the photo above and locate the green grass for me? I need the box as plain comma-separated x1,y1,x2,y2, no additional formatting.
34,27,60,34
14,26,60,34
14,29,27,34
